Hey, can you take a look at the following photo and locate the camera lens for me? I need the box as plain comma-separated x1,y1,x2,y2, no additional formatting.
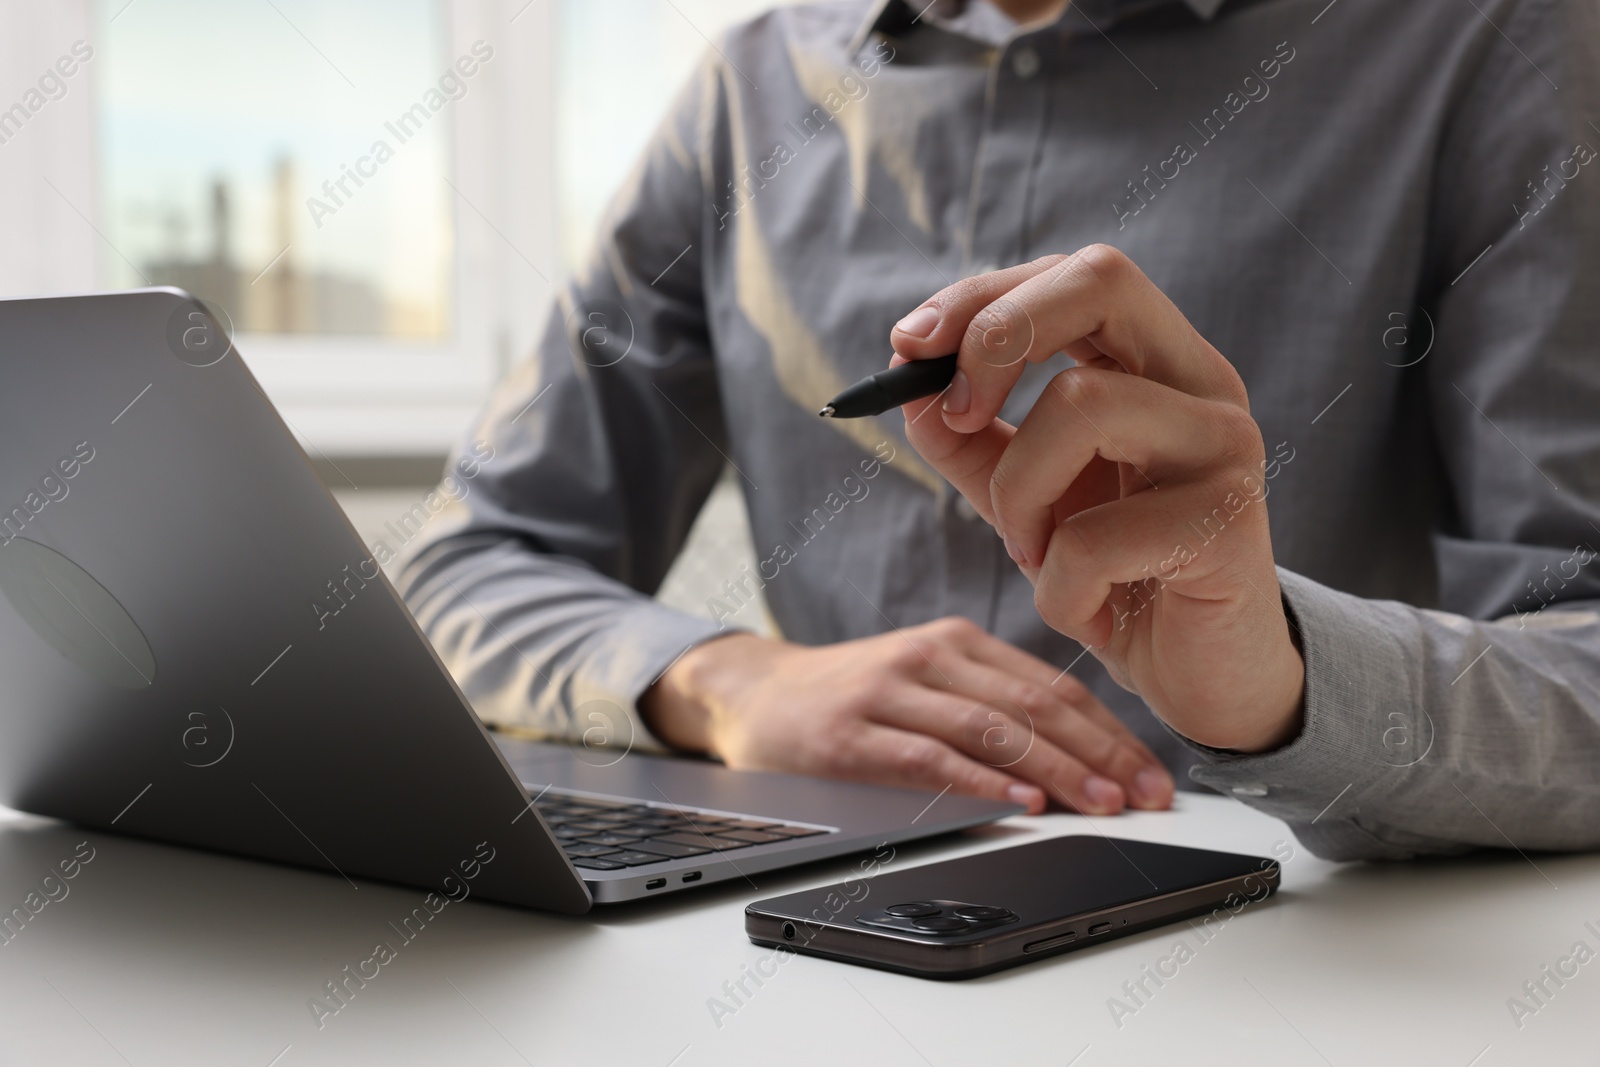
885,902,940,917
782,922,796,940
953,905,1014,921
911,916,970,933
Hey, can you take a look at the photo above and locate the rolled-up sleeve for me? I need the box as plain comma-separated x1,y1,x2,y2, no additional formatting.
1186,0,1600,859
394,53,736,752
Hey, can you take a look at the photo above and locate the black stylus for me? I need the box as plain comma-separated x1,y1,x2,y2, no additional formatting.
817,353,959,419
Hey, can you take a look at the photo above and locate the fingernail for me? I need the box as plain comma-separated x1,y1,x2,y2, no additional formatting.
1006,783,1044,812
941,369,971,415
894,305,940,339
1133,769,1171,808
1083,776,1123,813
1003,535,1025,566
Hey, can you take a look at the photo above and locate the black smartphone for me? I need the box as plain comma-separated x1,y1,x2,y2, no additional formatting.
745,835,1280,979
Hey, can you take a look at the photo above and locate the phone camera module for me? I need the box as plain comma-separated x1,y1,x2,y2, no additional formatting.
857,899,1021,937
885,902,941,918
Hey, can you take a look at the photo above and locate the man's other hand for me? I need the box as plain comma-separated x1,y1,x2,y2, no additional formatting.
640,620,1175,815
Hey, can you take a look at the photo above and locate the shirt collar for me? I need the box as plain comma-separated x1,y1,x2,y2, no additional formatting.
849,0,1228,54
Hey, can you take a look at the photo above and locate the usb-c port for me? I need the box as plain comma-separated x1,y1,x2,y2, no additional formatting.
645,878,667,890
1089,921,1113,936
682,871,702,883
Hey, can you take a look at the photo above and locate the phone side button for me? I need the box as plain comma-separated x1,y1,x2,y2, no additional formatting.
1023,931,1077,954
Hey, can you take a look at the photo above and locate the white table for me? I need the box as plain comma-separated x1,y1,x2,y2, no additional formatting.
0,793,1593,1066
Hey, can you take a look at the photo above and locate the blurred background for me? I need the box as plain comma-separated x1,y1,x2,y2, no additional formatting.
0,0,789,633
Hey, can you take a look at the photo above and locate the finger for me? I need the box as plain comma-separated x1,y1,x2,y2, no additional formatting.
948,245,1247,434
843,722,1047,813
1031,479,1270,648
925,652,1169,810
992,366,1254,566
888,257,1066,364
890,257,1070,434
890,357,1017,535
867,672,1129,815
1060,689,1166,771
904,619,1165,770
956,629,1168,771
1031,711,1173,811
939,624,1160,755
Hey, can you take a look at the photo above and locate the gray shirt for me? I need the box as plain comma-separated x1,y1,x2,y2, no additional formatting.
396,0,1600,861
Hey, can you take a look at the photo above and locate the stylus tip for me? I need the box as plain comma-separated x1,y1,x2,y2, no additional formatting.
818,405,835,418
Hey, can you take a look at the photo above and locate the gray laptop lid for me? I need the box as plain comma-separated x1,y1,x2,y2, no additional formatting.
0,289,590,912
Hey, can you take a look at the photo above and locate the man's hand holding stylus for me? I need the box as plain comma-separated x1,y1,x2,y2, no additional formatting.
892,247,1306,761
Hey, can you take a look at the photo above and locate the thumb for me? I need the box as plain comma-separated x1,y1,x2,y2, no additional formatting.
888,256,1066,433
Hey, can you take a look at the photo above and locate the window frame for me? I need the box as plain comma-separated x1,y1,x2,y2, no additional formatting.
1,0,560,456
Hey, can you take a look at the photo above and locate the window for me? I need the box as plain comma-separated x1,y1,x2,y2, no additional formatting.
87,0,557,455
556,0,798,270
98,0,455,339
0,0,792,455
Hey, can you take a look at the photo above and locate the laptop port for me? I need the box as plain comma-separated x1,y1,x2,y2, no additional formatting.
682,871,702,883
645,878,667,890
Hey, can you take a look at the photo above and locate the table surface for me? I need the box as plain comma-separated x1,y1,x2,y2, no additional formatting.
0,792,1594,1066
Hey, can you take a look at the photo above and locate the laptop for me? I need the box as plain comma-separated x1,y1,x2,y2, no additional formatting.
0,289,1020,912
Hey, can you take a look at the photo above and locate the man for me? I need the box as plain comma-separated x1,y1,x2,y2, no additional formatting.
398,0,1600,859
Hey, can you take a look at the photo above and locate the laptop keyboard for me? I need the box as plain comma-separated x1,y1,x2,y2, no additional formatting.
530,789,835,871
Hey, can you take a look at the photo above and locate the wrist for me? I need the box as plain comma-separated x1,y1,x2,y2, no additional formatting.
1227,622,1306,754
639,632,777,754
1230,663,1305,753
1168,603,1305,754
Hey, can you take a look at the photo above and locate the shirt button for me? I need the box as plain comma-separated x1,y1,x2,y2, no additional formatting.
1231,783,1269,798
954,497,979,521
1011,47,1040,80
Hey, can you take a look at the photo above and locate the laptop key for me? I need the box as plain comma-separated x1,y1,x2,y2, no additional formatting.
712,829,789,845
571,857,625,870
704,834,764,850
678,825,736,836
650,832,755,851
606,851,671,866
569,798,635,811
542,792,835,848
627,840,713,858
564,843,622,858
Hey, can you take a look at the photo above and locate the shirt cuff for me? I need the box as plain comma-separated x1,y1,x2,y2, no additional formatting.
1173,567,1429,860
